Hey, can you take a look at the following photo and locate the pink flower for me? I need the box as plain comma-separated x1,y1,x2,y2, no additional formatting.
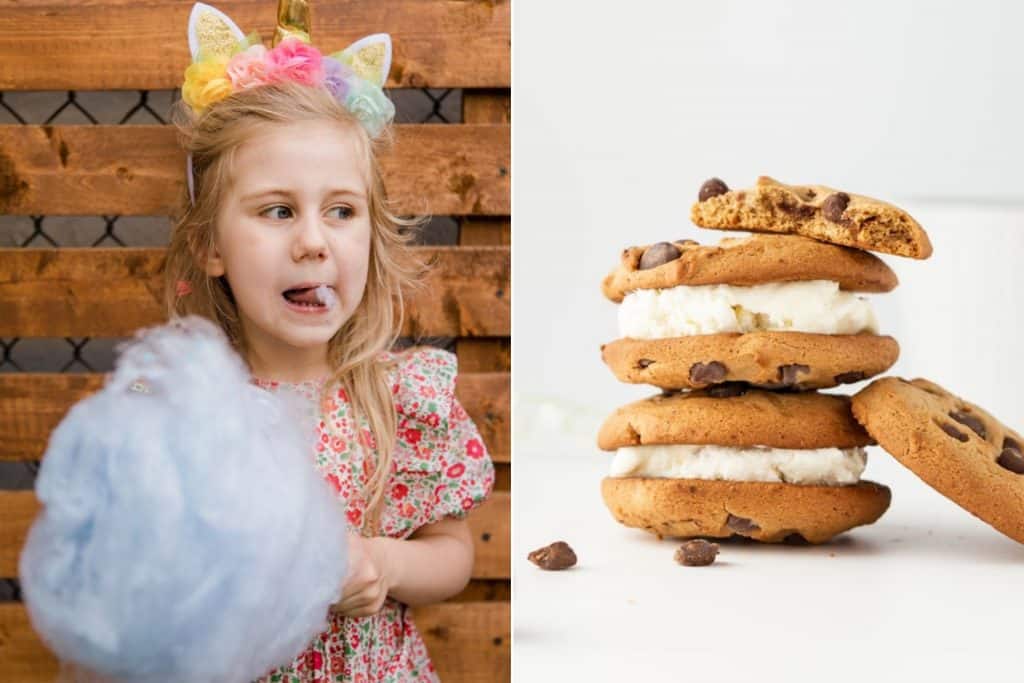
225,44,270,89
447,462,466,479
466,438,485,459
266,38,324,86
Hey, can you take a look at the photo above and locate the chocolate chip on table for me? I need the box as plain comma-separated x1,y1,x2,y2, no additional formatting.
674,539,719,567
822,192,851,222
726,514,761,535
698,177,729,202
778,364,811,386
949,410,987,439
638,242,682,270
689,361,727,385
834,371,867,385
528,541,577,571
997,437,1024,474
940,423,969,442
706,382,749,398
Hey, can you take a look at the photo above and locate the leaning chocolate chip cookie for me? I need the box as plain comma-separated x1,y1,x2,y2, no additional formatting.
852,377,1024,543
599,389,891,544
690,176,932,259
601,234,899,391
601,331,898,391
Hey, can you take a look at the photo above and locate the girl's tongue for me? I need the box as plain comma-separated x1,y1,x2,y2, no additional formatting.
284,287,323,305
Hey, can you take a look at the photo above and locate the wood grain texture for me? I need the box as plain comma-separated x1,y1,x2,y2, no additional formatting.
0,246,509,337
0,371,509,463
0,124,510,216
0,1,509,90
0,490,508,580
0,600,510,682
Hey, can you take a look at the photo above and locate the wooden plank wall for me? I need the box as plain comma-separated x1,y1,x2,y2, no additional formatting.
0,1,510,681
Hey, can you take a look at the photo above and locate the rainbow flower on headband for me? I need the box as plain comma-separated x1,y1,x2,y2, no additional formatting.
182,1,395,138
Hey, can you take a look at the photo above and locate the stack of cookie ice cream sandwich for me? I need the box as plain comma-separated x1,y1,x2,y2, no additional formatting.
598,176,933,544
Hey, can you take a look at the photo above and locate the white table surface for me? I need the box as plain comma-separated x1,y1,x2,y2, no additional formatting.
512,398,1024,683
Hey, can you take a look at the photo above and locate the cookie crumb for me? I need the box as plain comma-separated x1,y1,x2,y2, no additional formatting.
528,541,577,570
674,539,719,566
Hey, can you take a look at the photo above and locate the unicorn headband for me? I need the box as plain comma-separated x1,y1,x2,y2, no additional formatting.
182,0,395,204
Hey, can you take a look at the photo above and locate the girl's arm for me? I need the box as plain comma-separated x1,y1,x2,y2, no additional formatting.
331,517,474,617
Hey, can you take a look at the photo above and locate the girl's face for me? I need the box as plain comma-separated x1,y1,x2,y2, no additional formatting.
205,120,372,377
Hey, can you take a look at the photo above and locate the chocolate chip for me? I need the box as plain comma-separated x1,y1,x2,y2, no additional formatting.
949,410,986,439
689,361,727,385
782,533,809,545
636,358,655,369
638,242,681,270
778,198,816,218
698,177,729,202
706,382,749,398
996,437,1024,474
778,364,811,386
822,192,851,222
941,423,968,442
528,541,577,571
674,539,719,566
726,514,760,535
834,371,867,385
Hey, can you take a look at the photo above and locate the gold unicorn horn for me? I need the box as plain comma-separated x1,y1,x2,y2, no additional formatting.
273,0,312,46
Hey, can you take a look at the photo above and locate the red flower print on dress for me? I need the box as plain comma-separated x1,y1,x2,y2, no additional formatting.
447,462,465,478
424,413,440,429
392,483,408,500
405,428,422,444
346,508,362,527
461,497,474,510
466,438,484,459
325,473,342,494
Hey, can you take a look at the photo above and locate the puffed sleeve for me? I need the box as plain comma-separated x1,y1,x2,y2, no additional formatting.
387,347,495,535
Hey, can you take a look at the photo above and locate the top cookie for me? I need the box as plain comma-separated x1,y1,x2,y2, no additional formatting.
690,176,933,260
852,377,1024,543
602,233,898,303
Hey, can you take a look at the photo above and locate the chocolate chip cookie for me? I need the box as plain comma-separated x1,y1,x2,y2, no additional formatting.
601,331,898,391
598,388,873,451
601,477,892,544
852,377,1024,543
690,176,933,259
602,233,897,303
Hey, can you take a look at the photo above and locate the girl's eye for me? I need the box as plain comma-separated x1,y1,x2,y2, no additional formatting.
329,205,355,220
262,205,293,220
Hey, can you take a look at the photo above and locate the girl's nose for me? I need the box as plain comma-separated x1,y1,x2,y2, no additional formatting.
292,215,329,261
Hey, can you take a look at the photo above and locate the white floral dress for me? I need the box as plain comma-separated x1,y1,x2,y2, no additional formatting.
250,347,495,682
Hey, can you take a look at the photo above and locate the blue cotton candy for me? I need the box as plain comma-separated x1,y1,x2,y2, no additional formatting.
19,315,349,683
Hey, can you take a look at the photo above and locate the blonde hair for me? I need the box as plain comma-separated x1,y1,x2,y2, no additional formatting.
165,81,426,532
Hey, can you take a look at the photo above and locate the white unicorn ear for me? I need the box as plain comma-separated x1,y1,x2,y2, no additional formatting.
333,34,392,87
188,2,246,61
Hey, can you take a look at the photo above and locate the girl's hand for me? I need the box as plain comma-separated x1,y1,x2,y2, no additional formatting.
330,532,393,618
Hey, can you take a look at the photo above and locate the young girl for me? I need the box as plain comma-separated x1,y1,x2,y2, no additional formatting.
163,4,495,680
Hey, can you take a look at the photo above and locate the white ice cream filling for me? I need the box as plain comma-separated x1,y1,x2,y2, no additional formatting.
608,444,867,485
618,280,878,339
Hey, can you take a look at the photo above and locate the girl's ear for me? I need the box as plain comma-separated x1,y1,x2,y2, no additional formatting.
332,34,392,87
188,2,247,62
204,242,226,277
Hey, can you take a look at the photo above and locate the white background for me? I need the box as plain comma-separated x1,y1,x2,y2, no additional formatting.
513,1,1024,681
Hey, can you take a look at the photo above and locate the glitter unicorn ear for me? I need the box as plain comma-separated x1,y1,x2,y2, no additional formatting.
332,34,392,87
188,2,247,61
